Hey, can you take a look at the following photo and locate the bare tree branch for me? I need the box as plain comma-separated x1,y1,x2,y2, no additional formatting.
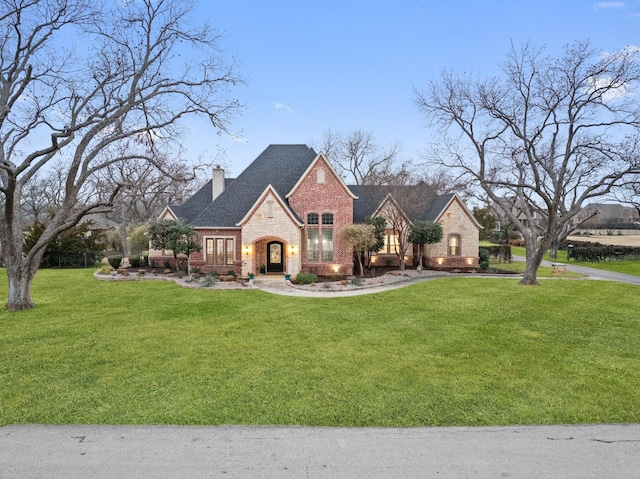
416,40,640,284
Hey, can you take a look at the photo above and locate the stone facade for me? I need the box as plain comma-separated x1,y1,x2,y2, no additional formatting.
238,187,302,277
425,197,479,268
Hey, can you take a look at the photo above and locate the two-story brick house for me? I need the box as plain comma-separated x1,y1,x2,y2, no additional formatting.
153,144,479,276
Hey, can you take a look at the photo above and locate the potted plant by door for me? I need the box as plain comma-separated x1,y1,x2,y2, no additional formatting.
259,264,266,274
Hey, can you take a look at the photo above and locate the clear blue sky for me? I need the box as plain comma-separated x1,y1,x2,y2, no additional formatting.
185,0,640,176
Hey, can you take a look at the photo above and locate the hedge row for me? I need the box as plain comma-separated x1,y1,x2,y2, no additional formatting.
568,241,640,262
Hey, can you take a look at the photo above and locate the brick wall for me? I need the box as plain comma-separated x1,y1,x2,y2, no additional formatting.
288,157,354,276
191,228,242,275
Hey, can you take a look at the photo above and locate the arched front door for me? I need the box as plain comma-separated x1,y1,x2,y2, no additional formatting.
266,241,284,273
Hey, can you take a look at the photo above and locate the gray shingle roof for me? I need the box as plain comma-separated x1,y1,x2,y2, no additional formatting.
170,145,455,228
351,185,453,223
183,144,317,227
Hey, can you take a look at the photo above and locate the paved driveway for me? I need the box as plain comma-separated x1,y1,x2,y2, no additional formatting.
513,255,640,286
1,423,639,478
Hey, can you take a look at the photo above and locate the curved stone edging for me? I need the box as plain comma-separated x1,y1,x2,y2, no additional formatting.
93,272,254,290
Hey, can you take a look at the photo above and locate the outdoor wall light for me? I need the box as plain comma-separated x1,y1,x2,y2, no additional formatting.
437,258,444,265
243,245,252,255
289,245,297,255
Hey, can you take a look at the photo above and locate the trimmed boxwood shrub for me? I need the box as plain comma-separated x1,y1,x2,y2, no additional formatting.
478,248,490,270
108,255,122,269
295,272,318,284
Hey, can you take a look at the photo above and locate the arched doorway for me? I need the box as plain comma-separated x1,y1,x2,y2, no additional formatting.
266,241,284,273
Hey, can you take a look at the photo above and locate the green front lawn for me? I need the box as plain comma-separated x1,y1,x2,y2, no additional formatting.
1,269,639,427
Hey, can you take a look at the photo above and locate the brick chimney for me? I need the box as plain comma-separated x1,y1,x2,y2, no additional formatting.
212,166,225,201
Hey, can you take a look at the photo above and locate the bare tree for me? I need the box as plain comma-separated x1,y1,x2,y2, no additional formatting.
614,175,640,218
321,129,410,185
339,224,376,276
95,155,199,257
367,185,438,271
0,0,242,310
416,40,640,285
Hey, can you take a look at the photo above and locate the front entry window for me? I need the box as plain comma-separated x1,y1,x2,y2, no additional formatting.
266,241,284,273
270,243,281,264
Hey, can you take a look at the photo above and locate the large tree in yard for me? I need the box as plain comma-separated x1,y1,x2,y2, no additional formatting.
0,0,241,310
416,41,640,285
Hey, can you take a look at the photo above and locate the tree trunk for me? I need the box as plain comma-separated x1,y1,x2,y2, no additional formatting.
118,221,130,259
519,236,547,286
356,252,364,276
4,254,40,311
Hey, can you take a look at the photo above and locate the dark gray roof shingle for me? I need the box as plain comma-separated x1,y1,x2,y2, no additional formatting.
169,145,456,228
188,144,317,227
351,185,453,223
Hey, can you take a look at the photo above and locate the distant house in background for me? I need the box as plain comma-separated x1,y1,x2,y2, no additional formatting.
573,203,640,230
492,196,545,234
152,144,480,276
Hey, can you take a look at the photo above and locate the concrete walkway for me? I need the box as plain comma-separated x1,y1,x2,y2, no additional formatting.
513,255,640,286
252,272,448,297
251,258,640,299
1,423,639,478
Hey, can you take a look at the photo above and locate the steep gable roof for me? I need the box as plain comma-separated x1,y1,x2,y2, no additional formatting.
286,152,357,199
350,184,453,223
186,144,317,227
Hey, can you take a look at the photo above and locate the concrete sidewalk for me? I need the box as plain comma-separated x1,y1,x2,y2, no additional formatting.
1,423,639,478
513,255,640,286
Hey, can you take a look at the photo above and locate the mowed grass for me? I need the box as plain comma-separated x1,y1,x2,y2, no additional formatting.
1,269,639,427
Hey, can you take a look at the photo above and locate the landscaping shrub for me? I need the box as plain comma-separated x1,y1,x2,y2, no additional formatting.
567,241,640,262
108,256,122,269
129,255,142,268
478,248,490,270
97,264,112,275
295,272,318,284
199,276,216,287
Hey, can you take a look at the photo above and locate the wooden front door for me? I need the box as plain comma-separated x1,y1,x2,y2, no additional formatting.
267,241,284,273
